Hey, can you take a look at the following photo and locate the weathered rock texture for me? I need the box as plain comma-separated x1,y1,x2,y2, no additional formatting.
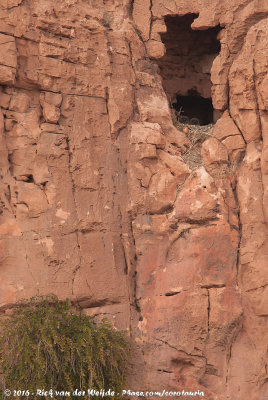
0,0,267,399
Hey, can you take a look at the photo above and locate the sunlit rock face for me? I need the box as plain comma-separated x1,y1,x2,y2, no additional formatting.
0,0,267,399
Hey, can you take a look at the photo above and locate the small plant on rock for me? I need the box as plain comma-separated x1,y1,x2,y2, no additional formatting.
0,296,129,400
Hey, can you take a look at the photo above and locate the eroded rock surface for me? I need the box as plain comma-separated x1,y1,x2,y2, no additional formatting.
0,0,267,399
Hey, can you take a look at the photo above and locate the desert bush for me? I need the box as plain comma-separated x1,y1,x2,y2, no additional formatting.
0,296,128,400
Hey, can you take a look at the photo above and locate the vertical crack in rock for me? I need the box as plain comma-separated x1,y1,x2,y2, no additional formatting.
130,8,148,51
252,59,263,137
39,182,49,205
233,188,242,283
252,57,267,228
103,23,113,136
121,237,129,275
149,0,153,38
122,30,143,321
228,111,247,145
129,0,134,15
105,87,112,135
18,227,36,287
71,265,80,296
227,77,247,145
207,289,211,336
65,133,82,294
104,23,140,330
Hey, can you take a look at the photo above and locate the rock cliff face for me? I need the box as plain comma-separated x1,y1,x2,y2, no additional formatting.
0,0,267,399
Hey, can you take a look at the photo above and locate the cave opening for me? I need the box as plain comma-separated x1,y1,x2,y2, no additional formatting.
157,14,221,125
174,92,214,125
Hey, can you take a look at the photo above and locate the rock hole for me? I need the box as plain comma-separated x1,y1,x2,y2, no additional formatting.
165,291,181,296
25,174,34,183
174,91,214,125
157,14,221,125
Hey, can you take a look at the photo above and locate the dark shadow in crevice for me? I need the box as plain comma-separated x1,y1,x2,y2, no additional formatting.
173,91,214,126
157,14,221,124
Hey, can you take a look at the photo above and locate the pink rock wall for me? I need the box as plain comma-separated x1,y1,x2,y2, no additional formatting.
0,0,267,399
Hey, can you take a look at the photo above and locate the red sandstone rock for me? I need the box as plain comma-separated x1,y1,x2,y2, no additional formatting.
132,0,151,42
0,33,17,85
9,92,30,113
0,1,267,399
0,65,16,85
201,137,229,167
130,122,165,148
158,150,190,178
146,40,166,59
0,91,11,109
170,167,220,223
213,110,241,141
42,102,60,123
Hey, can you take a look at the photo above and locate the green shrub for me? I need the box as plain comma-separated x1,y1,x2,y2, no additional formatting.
0,296,129,400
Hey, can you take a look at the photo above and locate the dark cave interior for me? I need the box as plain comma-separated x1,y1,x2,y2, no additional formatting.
157,14,221,125
174,92,214,126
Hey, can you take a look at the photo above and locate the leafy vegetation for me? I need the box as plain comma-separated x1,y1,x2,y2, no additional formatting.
0,296,129,399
